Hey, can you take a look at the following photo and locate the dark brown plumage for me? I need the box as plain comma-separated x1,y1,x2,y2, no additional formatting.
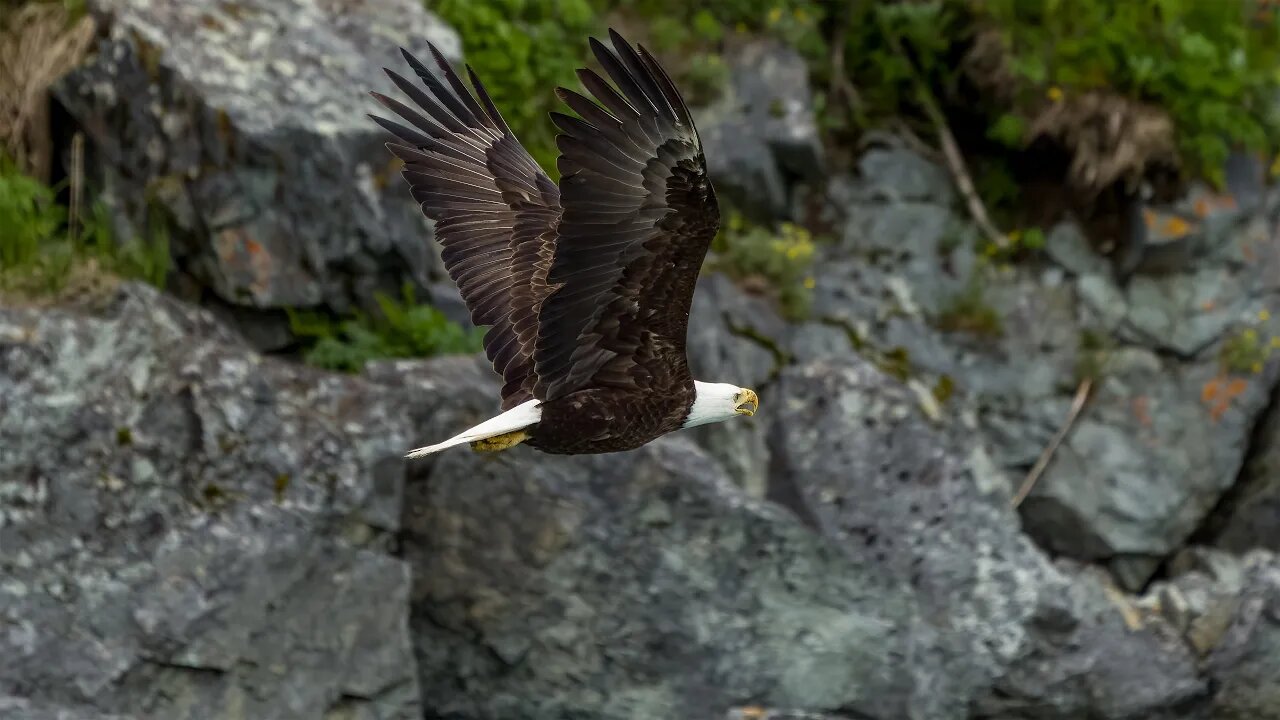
372,29,747,456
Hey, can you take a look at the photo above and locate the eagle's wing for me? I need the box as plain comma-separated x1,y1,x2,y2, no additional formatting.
533,29,719,401
370,44,561,410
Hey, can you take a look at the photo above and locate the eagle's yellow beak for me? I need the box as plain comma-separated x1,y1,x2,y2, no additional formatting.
735,388,759,417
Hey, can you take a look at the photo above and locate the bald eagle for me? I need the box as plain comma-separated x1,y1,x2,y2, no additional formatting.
371,29,758,457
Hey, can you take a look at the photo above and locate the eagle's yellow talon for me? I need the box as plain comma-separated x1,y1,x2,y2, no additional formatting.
469,429,529,452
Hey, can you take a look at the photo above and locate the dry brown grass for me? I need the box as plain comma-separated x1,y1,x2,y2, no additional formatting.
1028,91,1180,200
0,2,96,181
0,254,122,310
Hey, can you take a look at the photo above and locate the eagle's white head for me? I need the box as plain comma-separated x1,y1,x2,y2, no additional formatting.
682,381,759,428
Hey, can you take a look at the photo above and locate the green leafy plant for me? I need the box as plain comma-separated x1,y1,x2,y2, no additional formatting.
709,211,817,320
0,158,170,297
431,0,602,174
934,271,1003,338
1220,324,1273,375
288,283,484,373
0,157,63,268
979,0,1280,183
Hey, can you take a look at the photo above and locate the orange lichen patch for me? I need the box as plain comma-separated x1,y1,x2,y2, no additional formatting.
734,708,768,720
1193,194,1237,218
1161,215,1192,237
1201,299,1216,311
1243,242,1257,262
1142,209,1194,238
1202,376,1249,422
1131,396,1152,428
1201,378,1221,403
214,227,275,300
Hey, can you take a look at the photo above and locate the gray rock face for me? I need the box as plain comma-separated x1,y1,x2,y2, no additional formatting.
1204,555,1280,719
771,359,1207,719
0,698,131,720
1139,549,1280,719
803,146,1280,589
54,0,460,348
0,284,419,718
699,39,824,222
382,356,962,720
686,272,788,497
1209,394,1280,554
6,279,1280,719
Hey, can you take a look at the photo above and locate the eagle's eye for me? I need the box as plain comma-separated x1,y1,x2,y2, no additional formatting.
734,388,759,417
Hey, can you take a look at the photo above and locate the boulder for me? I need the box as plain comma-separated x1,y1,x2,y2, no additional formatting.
379,356,975,720
0,284,420,718
686,272,788,497
1203,555,1280,719
699,39,824,222
771,359,1206,719
1205,394,1280,555
53,0,461,349
807,146,1280,589
1139,549,1280,719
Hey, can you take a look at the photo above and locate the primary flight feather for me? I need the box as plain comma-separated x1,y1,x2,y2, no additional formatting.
370,29,758,457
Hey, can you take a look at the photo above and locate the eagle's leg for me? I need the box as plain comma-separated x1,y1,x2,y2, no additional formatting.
469,429,529,452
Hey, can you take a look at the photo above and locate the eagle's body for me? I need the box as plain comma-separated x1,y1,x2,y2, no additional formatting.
371,29,757,457
527,384,693,454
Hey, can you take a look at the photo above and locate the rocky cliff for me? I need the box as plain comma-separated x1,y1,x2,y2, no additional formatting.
4,1,1280,719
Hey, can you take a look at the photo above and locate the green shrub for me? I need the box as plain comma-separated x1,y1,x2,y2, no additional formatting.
982,0,1280,184
1220,323,1274,375
827,0,1280,187
430,0,830,172
0,158,169,297
431,0,602,174
0,157,63,269
288,283,484,373
708,211,817,319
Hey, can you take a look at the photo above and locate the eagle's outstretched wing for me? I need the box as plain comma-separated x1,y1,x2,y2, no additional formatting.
370,44,560,410
533,29,719,401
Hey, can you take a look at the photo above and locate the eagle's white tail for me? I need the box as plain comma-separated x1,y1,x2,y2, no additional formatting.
404,399,542,458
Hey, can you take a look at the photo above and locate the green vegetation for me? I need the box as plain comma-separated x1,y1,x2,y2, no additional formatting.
429,0,827,174
828,0,1280,188
982,0,1280,184
287,283,484,373
708,211,817,319
1220,324,1273,374
1074,327,1115,383
0,159,170,299
431,0,600,173
934,273,1003,338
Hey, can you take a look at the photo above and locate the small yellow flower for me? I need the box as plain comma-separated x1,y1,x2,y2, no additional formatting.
1253,362,1265,374
1271,336,1280,348
794,8,808,21
1245,328,1260,342
803,276,816,289
767,7,783,24
1047,86,1064,102
1260,309,1272,321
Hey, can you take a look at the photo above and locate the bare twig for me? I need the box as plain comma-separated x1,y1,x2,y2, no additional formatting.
826,11,864,125
1012,378,1094,508
68,131,84,245
877,13,1009,250
889,118,944,165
